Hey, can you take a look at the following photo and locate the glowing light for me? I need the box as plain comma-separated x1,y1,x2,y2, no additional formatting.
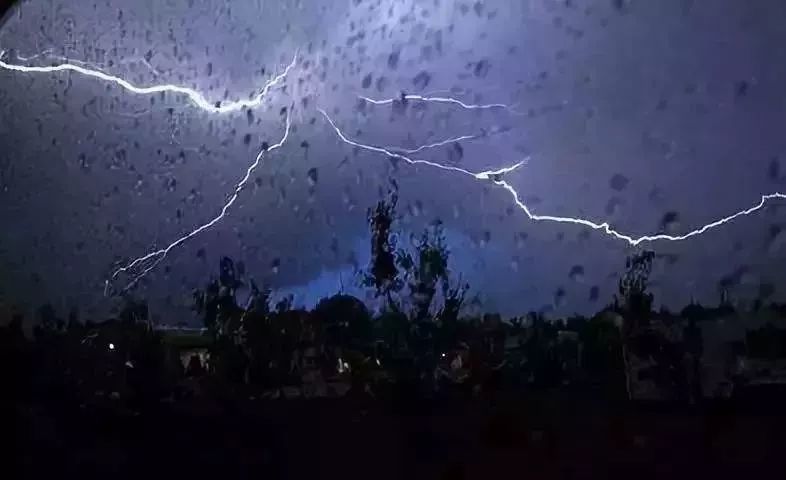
0,49,298,290
108,342,115,351
318,108,527,180
385,133,478,154
359,93,522,114
0,50,298,114
320,108,786,247
5,42,786,292
494,180,786,246
110,112,291,292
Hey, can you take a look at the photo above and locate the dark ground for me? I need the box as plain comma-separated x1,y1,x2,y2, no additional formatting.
14,386,786,480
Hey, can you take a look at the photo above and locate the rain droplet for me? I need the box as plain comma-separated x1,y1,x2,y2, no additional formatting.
447,142,464,164
661,211,680,233
473,59,490,78
609,173,629,191
375,76,389,92
412,70,431,90
768,157,782,182
480,230,491,247
387,50,400,70
165,177,177,192
361,73,372,89
734,80,749,98
554,287,566,307
589,286,599,301
605,197,623,216
515,232,527,248
307,168,318,186
569,265,585,282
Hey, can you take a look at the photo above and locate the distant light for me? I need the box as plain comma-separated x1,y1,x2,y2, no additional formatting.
375,358,381,366
108,343,115,351
441,353,446,358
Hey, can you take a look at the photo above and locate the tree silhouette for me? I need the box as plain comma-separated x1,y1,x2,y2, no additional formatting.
238,280,272,385
314,294,371,350
194,256,244,339
364,187,471,358
245,279,272,316
398,221,450,323
34,304,62,339
436,276,469,352
378,308,410,351
194,278,220,335
118,296,149,327
265,304,304,388
617,250,655,330
364,187,403,308
193,257,248,382
439,278,469,324
582,312,624,385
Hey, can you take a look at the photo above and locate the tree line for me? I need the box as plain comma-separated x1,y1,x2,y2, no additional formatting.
4,189,786,407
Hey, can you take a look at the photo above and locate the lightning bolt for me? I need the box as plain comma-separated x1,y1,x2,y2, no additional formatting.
0,50,298,114
13,48,54,62
3,45,786,292
110,111,291,292
0,49,298,292
14,48,162,76
385,133,478,154
493,181,786,246
320,107,786,247
319,108,527,180
359,93,523,114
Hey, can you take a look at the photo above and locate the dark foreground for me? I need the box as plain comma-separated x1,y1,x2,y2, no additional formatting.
14,387,786,480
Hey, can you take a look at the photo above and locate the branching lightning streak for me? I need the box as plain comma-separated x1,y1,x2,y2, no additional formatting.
385,134,478,154
13,48,54,62
493,180,786,246
0,50,298,114
14,49,162,76
110,112,291,292
318,108,527,180
359,94,522,114
4,43,786,291
0,49,299,292
320,108,786,247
